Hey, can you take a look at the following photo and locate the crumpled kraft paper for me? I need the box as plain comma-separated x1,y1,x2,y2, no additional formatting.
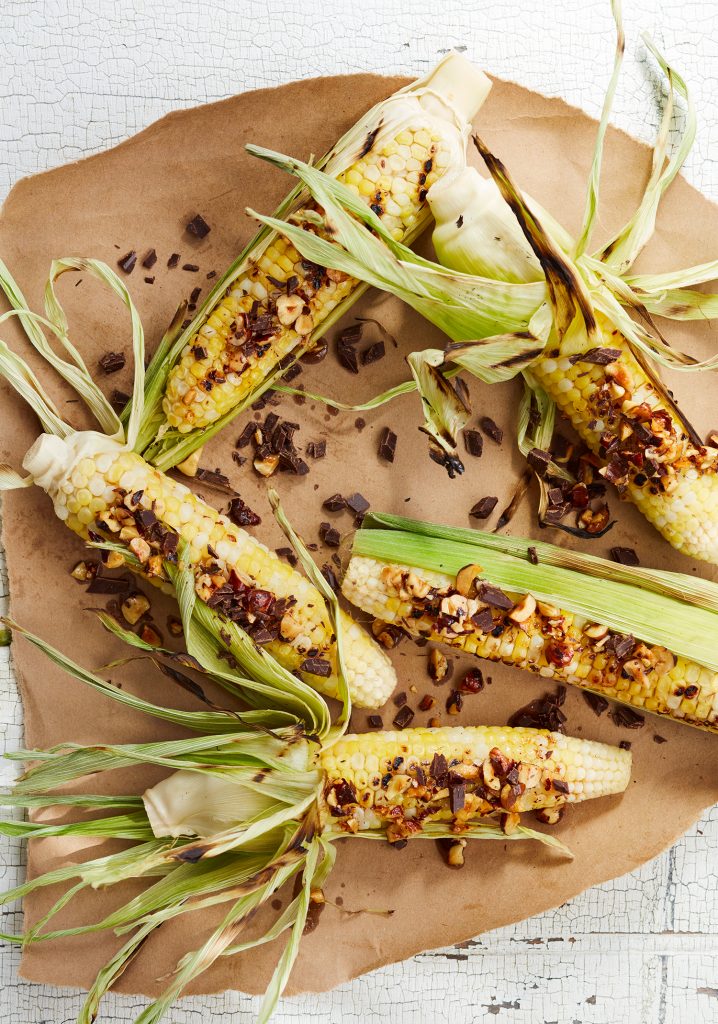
1,71,717,998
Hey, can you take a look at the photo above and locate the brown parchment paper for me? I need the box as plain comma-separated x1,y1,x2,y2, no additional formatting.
1,71,718,999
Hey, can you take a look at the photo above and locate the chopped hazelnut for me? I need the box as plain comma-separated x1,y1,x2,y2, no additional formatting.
295,313,314,335
276,293,304,326
537,601,561,618
405,572,431,599
454,563,483,597
447,838,467,868
176,450,201,477
119,525,140,542
253,454,280,478
428,648,449,683
584,623,609,639
501,811,521,835
534,805,565,826
103,550,126,570
121,592,151,625
129,537,152,563
70,560,96,582
508,593,537,624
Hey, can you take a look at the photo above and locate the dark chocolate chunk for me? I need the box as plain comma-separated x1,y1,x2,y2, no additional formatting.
282,362,302,383
653,734,668,744
619,740,632,751
322,493,346,513
608,633,635,661
568,347,622,366
367,714,383,729
227,497,261,527
144,276,155,284
306,440,326,460
182,263,199,272
479,416,503,444
142,248,157,268
275,546,298,567
300,340,328,364
186,214,211,238
99,351,126,374
361,340,385,365
463,429,483,458
582,691,609,717
117,251,137,274
167,253,181,268
430,753,448,786
195,467,233,491
449,778,466,814
393,690,408,707
110,389,130,411
477,582,512,609
319,522,341,548
508,687,567,732
236,423,256,448
87,574,131,594
378,427,397,463
418,694,435,712
345,492,370,517
527,546,539,565
300,657,332,677
527,447,552,477
471,607,495,633
189,286,202,306
393,704,415,729
470,496,498,520
321,563,340,593
337,337,360,374
609,705,645,729
610,546,640,566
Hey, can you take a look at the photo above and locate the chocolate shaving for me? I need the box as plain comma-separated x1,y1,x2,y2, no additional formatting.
430,753,449,786
322,493,346,513
609,705,645,729
477,582,513,610
319,522,341,548
306,440,326,459
378,427,397,463
167,253,180,268
610,546,640,566
321,563,340,593
236,423,256,449
582,691,609,717
449,778,466,813
195,467,233,492
99,351,126,375
361,341,385,365
142,248,157,268
186,214,211,238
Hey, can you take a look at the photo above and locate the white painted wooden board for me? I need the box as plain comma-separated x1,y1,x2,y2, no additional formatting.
1,0,718,1020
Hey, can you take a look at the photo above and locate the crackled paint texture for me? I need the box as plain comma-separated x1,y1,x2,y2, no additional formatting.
1,0,718,1021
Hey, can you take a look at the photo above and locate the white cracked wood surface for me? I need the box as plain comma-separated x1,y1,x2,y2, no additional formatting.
1,0,718,1020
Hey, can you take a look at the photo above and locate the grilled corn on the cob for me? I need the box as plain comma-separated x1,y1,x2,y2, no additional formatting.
319,725,631,838
22,431,395,706
343,555,718,729
162,54,490,435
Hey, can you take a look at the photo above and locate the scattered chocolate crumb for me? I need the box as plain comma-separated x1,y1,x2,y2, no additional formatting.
418,694,435,712
393,704,415,729
282,362,302,383
609,705,645,729
236,422,256,449
275,546,298,567
456,214,464,228
186,213,211,238
619,740,632,751
610,546,640,566
378,426,397,463
300,340,328,364
568,347,622,366
582,691,609,717
182,263,200,273
393,691,408,707
508,687,567,732
355,417,366,432
167,253,180,268
390,839,408,850
321,563,340,593
189,286,202,306
99,351,126,375
470,496,498,520
110,389,130,411
528,546,539,565
479,416,503,444
227,497,261,527
323,493,346,513
653,734,668,744
206,270,217,279
463,429,483,458
367,714,383,729
142,248,157,269
346,492,370,518
117,251,137,274
195,467,233,491
144,276,155,284
231,452,247,468
306,440,326,460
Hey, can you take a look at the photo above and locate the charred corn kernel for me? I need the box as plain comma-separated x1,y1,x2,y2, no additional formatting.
161,56,490,437
23,432,395,708
530,315,718,564
320,725,630,833
343,555,718,732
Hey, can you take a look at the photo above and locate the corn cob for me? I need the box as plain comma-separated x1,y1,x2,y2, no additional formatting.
319,725,631,838
530,315,718,564
22,431,395,707
343,555,718,729
162,55,490,435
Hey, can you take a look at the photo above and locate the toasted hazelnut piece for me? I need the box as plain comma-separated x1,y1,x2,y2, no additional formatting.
97,511,121,533
623,658,650,688
280,611,302,641
450,762,480,780
371,619,405,649
508,593,536,624
182,387,198,406
428,716,442,728
584,622,609,640
405,572,431,600
653,647,676,677
441,594,469,618
276,293,304,326
176,450,201,477
121,592,151,626
447,838,467,868
326,267,348,283
517,763,541,789
455,563,483,597
482,758,502,792
113,506,134,524
537,600,561,618
295,313,314,335
253,454,280,478
140,623,163,646
70,560,96,582
195,573,214,602
428,647,449,683
501,811,521,835
210,573,227,588
147,555,164,577
129,537,151,563
167,615,184,638
119,525,140,542
534,805,565,826
103,550,126,571
309,888,325,905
